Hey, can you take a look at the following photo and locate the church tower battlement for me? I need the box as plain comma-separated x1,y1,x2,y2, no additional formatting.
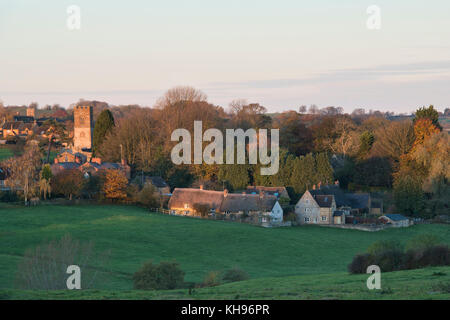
73,105,93,152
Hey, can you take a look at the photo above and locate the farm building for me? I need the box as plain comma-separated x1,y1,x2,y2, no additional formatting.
379,214,411,227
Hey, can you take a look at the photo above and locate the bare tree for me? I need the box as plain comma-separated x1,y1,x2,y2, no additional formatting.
155,86,207,109
15,234,110,290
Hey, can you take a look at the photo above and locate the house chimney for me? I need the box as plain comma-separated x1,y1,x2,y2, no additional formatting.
224,189,228,197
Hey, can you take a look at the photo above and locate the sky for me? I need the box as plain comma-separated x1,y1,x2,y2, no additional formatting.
1,0,449,113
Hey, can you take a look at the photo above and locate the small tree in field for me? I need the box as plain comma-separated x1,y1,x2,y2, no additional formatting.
15,234,110,290
39,164,52,200
103,169,128,201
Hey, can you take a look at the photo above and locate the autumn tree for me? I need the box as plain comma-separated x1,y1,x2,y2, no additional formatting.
411,118,440,151
52,169,85,200
414,105,442,130
103,169,128,201
371,120,415,162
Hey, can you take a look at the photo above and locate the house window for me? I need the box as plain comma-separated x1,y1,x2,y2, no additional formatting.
305,208,310,213
304,217,310,222
184,203,189,209
321,216,327,221
306,199,309,204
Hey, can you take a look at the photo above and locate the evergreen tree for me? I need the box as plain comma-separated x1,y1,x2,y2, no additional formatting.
315,152,334,185
93,109,115,154
414,105,442,130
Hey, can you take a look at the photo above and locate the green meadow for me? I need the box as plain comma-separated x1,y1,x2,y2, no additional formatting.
0,147,13,161
0,203,449,299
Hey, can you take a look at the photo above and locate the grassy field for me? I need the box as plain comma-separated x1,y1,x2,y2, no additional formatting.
0,147,13,161
0,203,449,298
1,266,449,300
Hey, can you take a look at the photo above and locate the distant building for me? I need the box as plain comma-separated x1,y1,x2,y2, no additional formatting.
168,187,284,226
142,176,171,195
1,121,37,138
73,106,93,156
245,186,290,202
294,184,383,225
27,105,36,118
51,106,130,179
379,214,411,227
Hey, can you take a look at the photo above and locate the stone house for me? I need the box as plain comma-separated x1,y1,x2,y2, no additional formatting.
1,121,37,138
295,190,345,225
54,149,87,164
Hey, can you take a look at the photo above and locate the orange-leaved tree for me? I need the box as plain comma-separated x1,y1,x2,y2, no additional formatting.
102,169,128,201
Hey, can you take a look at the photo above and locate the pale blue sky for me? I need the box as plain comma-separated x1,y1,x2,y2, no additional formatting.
1,0,449,113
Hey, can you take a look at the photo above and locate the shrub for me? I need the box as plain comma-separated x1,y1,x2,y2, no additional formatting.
0,190,19,202
202,271,222,287
348,253,372,274
222,267,249,283
133,261,185,290
367,240,403,256
419,245,449,267
136,184,159,208
405,234,441,252
375,249,404,272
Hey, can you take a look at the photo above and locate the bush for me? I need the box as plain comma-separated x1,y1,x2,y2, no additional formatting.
202,271,222,287
350,238,450,274
418,245,449,267
405,234,441,252
222,267,249,283
136,184,159,208
348,253,372,274
375,249,404,272
0,190,19,202
133,261,185,290
367,240,403,256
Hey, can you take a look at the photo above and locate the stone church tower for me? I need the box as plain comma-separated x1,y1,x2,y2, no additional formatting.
27,105,36,118
73,106,93,152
